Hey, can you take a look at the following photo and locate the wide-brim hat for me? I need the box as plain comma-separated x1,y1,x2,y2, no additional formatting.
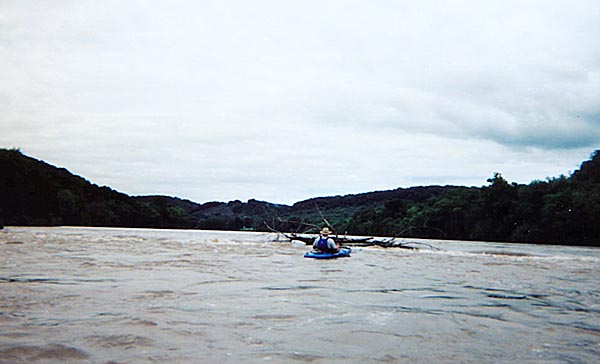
320,227,332,235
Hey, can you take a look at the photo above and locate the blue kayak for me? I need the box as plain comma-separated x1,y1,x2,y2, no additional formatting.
304,247,352,259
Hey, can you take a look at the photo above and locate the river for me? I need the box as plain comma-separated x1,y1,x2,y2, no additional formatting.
1,227,599,363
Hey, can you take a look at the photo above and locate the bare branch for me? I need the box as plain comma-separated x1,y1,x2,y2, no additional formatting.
314,202,337,237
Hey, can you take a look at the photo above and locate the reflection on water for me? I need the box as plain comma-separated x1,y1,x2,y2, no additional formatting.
1,227,599,363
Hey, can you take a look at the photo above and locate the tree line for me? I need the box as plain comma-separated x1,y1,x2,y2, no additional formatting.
342,169,599,246
1,148,599,246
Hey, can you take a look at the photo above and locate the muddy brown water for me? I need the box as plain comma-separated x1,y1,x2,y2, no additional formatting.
1,227,599,363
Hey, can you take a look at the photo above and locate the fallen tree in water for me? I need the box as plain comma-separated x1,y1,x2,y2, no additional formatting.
264,204,441,250
265,221,439,250
286,232,438,250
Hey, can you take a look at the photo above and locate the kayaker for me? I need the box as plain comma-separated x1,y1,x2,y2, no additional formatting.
313,227,339,253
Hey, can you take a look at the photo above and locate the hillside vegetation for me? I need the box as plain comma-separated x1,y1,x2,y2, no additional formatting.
1,148,599,246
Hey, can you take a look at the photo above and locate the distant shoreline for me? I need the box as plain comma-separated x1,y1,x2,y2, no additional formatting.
2,148,600,247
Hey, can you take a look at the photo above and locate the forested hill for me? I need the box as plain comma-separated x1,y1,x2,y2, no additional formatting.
1,148,599,246
0,148,456,231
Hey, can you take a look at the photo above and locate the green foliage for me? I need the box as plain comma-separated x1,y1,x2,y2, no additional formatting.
336,152,600,246
1,148,599,246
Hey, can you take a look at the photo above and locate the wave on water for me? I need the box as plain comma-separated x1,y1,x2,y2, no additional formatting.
416,247,600,263
0,344,89,363
0,276,119,285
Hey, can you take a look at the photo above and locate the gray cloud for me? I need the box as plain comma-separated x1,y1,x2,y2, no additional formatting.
1,0,599,204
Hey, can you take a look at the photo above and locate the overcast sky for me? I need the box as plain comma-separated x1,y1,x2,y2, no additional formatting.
2,0,599,204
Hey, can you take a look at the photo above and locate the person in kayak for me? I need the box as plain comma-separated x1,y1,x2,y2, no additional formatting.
313,227,340,253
